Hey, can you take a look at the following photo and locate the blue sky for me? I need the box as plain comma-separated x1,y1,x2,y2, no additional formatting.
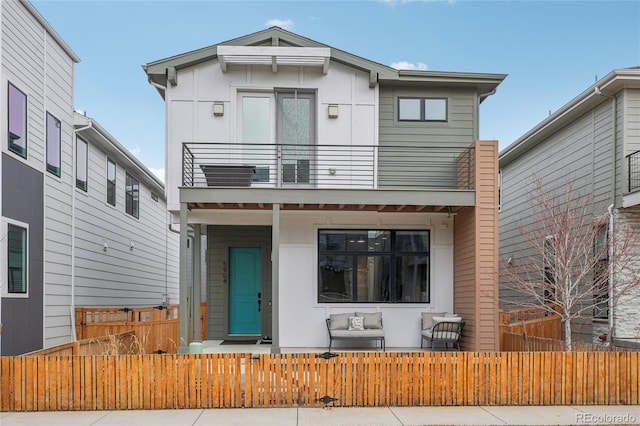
32,0,640,182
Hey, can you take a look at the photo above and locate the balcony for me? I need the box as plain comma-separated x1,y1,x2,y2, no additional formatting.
182,143,474,191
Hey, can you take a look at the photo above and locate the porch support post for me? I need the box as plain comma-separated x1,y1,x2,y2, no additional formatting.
192,224,202,342
178,202,189,354
271,203,281,353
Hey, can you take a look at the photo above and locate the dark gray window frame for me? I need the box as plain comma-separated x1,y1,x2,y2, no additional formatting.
125,171,139,219
7,223,27,294
76,136,88,191
46,112,61,176
318,229,430,304
8,82,27,158
398,97,448,122
106,158,116,206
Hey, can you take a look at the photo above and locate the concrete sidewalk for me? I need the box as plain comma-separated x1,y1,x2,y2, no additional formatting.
1,405,639,425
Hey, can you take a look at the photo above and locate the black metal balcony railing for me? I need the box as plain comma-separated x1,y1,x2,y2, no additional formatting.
628,150,640,193
182,142,474,190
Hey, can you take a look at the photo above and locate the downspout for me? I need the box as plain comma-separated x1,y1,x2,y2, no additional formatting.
70,120,94,341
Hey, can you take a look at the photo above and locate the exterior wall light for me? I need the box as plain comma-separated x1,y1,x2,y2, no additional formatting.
213,102,224,117
328,104,338,119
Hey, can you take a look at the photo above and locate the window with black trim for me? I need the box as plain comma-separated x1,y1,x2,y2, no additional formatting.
7,223,27,294
593,225,609,319
318,229,430,303
76,137,88,191
8,82,27,158
107,158,116,206
398,97,447,122
46,113,61,176
125,172,139,218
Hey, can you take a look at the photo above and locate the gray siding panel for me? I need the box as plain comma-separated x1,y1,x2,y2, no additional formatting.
1,154,44,355
378,86,477,188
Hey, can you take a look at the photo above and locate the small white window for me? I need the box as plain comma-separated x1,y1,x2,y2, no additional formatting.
398,97,448,122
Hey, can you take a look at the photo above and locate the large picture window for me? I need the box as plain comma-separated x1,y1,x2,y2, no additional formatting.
318,229,430,303
8,82,27,158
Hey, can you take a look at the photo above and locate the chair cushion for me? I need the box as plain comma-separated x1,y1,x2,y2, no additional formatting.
331,329,385,338
432,315,462,325
348,316,365,331
356,311,383,329
329,313,353,330
422,329,460,340
421,312,446,330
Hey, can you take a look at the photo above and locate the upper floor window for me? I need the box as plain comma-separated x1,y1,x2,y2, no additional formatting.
46,113,61,176
398,97,447,122
125,172,139,218
107,158,116,206
8,83,27,158
7,223,27,294
318,229,430,303
76,137,88,191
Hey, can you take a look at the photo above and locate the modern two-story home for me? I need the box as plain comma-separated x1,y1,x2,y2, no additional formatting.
0,0,179,355
499,67,640,348
144,27,506,352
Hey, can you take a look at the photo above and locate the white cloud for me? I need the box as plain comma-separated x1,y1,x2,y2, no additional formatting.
149,168,165,183
265,19,294,30
128,144,141,157
390,61,428,70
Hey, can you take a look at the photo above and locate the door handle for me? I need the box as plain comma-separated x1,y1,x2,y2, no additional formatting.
258,292,261,312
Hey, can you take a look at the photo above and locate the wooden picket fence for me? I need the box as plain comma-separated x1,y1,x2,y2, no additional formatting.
1,351,638,411
23,332,141,356
75,303,206,354
499,305,562,350
502,332,628,352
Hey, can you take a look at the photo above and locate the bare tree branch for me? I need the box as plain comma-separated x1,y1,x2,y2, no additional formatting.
501,177,640,351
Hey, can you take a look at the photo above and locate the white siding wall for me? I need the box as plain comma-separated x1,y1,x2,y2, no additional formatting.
1,0,77,348
72,141,179,308
164,60,376,210
42,35,76,346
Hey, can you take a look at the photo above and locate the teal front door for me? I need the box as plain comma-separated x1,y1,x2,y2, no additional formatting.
228,247,262,335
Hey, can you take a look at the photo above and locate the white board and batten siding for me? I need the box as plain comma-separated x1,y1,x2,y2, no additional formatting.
164,59,376,211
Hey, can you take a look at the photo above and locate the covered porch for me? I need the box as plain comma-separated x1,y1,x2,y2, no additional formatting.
176,141,499,353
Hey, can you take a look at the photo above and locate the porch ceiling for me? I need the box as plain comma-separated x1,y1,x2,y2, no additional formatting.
180,187,475,213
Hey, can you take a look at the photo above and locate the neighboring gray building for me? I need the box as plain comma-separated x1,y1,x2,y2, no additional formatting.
0,0,178,355
499,67,640,347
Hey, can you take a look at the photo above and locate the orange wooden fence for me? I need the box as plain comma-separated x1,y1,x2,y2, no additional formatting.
499,306,562,350
24,332,141,356
75,303,206,354
1,351,638,411
502,332,628,352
